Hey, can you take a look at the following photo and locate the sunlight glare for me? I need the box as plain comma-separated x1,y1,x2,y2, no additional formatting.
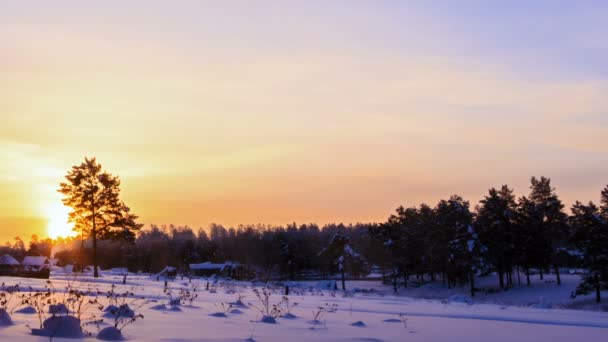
45,202,76,239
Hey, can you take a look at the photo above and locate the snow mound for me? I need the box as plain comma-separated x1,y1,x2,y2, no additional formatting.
447,294,474,305
230,309,244,314
530,297,553,309
149,304,167,311
49,303,69,315
282,313,297,319
97,326,124,341
103,304,135,318
229,300,247,307
32,316,83,338
168,305,182,312
383,318,402,323
0,309,13,326
209,312,228,317
260,316,277,324
15,306,37,314
351,321,367,327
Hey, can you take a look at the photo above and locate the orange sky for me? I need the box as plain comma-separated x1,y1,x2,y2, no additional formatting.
1,1,607,243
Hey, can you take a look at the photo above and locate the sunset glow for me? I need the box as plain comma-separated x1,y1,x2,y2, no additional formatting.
1,1,607,243
44,201,76,239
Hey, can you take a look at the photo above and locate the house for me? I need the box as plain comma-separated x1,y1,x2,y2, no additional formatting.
188,261,254,279
21,256,50,272
0,254,20,275
153,266,177,281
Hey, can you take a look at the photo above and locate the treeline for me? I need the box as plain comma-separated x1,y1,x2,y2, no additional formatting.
373,177,608,302
3,176,607,302
51,222,383,282
1,235,53,259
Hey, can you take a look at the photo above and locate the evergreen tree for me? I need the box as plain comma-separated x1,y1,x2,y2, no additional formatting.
569,201,608,303
475,186,517,289
372,205,428,291
435,195,474,289
601,185,608,218
528,176,569,284
320,233,368,291
58,157,142,277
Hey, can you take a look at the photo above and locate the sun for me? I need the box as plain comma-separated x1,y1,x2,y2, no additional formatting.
45,202,76,239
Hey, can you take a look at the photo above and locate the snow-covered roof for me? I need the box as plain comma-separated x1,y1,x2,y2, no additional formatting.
0,254,20,266
189,261,239,271
150,266,178,279
22,256,49,267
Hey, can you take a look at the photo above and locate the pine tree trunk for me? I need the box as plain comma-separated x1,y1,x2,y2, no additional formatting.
517,266,521,286
595,273,601,303
498,270,504,289
93,233,98,278
92,200,99,278
554,264,561,285
341,271,346,291
470,271,475,297
393,270,398,293
539,268,543,280
526,268,531,286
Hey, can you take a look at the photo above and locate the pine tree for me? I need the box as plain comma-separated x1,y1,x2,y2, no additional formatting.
528,176,568,285
58,157,142,277
601,185,608,218
569,201,608,303
320,233,367,291
372,205,429,291
435,195,474,289
475,185,517,289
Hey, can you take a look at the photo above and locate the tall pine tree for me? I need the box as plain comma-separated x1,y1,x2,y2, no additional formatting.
569,201,608,303
476,185,517,289
59,157,142,277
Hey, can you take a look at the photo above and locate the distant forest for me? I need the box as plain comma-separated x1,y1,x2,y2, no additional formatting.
2,176,608,302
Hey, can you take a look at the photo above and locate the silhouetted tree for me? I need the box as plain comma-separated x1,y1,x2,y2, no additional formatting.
435,195,475,289
58,157,142,277
27,234,53,257
320,233,367,290
569,201,608,303
476,186,517,289
528,176,569,284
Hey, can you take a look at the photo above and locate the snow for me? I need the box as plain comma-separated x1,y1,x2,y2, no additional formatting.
31,315,83,338
189,261,238,271
97,326,124,341
0,309,13,326
21,256,48,267
152,266,176,279
0,272,606,341
0,254,20,266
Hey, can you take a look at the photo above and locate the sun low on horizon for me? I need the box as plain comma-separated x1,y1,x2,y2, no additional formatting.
43,201,77,240
0,1,607,244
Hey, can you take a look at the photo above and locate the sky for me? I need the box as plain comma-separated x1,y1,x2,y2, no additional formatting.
1,1,607,243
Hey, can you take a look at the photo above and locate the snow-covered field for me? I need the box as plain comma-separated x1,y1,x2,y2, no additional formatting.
0,272,607,341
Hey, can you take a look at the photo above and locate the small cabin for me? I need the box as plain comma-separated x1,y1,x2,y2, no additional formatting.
22,256,50,271
188,261,253,280
21,256,51,278
0,254,21,275
153,266,177,281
